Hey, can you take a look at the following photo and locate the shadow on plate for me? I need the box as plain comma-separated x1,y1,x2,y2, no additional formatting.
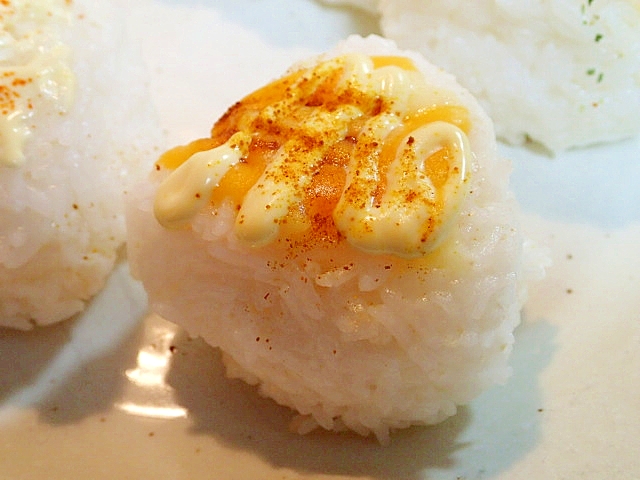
447,314,557,479
165,313,556,480
35,319,145,425
0,321,74,401
0,263,149,424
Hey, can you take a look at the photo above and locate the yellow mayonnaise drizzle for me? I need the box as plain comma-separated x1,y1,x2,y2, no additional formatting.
154,132,251,228
154,54,471,258
0,0,76,167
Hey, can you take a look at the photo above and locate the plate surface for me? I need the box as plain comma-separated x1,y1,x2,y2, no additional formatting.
1,1,639,479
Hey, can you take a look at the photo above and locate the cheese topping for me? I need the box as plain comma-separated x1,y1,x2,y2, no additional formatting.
154,54,471,258
0,0,76,167
154,132,251,228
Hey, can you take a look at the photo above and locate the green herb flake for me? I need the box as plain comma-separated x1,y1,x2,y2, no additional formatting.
587,68,596,75
595,33,603,42
597,72,604,83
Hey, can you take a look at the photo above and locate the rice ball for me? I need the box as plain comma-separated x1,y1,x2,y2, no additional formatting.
127,35,531,443
0,0,162,329
328,0,640,152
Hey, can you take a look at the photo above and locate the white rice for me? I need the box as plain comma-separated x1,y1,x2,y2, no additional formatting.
127,35,531,443
328,0,640,152
0,0,162,329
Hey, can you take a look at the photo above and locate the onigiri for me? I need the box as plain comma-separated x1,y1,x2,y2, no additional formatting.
127,35,532,443
0,0,162,329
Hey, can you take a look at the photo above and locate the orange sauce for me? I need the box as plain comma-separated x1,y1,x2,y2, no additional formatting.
211,70,303,145
210,137,278,207
371,55,418,71
302,138,355,243
156,137,220,170
373,105,470,204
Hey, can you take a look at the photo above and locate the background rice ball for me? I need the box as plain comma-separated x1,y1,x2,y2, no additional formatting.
127,35,533,443
325,0,640,152
0,0,162,329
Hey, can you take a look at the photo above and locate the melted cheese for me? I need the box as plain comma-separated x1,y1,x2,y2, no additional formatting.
154,132,251,228
154,54,472,258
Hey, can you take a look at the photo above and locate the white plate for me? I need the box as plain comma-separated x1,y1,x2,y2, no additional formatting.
1,1,639,478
